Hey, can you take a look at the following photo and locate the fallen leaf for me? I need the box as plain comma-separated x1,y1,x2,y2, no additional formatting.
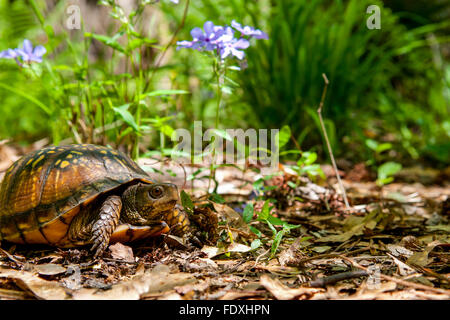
33,264,66,276
201,243,252,259
387,254,418,276
109,243,134,262
312,246,332,253
407,241,440,267
227,243,252,253
278,236,308,267
72,264,196,300
260,274,323,300
0,267,67,299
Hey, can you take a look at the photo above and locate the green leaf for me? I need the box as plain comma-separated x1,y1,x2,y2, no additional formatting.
365,139,378,151
249,226,262,238
287,181,297,189
140,89,189,99
376,143,392,154
208,193,225,204
112,104,139,132
0,83,51,115
242,203,254,223
250,239,262,250
180,190,194,214
377,161,402,181
258,200,271,221
270,230,285,258
159,124,174,138
86,32,126,53
301,151,317,165
277,125,291,149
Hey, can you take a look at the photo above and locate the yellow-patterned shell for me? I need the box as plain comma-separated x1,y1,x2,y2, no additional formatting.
0,144,153,244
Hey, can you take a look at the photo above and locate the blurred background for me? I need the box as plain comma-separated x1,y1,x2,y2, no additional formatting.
0,0,449,170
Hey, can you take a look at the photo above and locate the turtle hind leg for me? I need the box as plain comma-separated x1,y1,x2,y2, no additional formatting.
90,195,122,258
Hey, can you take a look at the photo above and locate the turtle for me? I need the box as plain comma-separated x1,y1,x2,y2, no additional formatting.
0,144,189,257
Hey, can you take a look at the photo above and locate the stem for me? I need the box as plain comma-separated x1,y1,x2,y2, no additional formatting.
317,73,350,209
143,0,190,93
208,58,223,192
0,82,50,115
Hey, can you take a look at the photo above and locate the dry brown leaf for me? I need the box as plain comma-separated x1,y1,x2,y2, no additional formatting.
72,264,196,300
0,267,67,299
212,203,250,234
407,241,441,267
109,243,134,262
260,274,323,300
278,236,308,267
33,264,67,276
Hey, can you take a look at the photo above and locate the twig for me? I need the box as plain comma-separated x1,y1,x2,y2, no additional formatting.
308,270,368,288
317,73,350,209
0,247,24,267
143,0,191,93
253,248,270,268
297,247,370,265
339,255,450,296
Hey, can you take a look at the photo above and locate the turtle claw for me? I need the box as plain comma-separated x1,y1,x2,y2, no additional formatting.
91,230,108,259
89,195,122,258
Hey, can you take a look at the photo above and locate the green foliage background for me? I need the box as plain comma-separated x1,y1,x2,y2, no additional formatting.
0,0,448,167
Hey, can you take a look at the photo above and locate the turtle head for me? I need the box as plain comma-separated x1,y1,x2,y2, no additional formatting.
122,182,179,223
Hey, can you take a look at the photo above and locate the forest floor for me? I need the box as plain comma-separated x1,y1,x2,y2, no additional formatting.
0,141,449,300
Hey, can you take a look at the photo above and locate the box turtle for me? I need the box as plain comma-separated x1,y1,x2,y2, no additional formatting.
0,144,189,257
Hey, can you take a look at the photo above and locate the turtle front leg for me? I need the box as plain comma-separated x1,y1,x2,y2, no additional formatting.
68,195,122,258
90,195,122,258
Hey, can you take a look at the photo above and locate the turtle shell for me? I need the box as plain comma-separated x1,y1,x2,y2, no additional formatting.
0,144,153,245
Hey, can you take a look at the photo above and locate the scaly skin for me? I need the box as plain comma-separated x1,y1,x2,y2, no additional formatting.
90,195,122,258
67,182,183,258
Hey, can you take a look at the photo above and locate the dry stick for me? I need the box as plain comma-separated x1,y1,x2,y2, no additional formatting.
339,255,450,296
308,270,368,288
317,73,350,209
297,247,370,265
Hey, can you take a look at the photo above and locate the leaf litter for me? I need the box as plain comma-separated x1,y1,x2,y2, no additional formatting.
0,150,449,300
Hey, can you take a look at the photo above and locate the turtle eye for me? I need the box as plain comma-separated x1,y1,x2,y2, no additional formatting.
149,185,164,199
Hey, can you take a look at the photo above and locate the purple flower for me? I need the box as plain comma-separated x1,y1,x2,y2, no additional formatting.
176,40,198,50
169,0,179,3
15,39,46,63
189,21,225,51
0,48,20,59
218,38,249,60
177,20,268,61
231,20,269,40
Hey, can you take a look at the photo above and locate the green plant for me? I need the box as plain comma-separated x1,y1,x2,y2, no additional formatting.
164,0,449,166
0,0,189,158
242,200,300,259
376,161,402,186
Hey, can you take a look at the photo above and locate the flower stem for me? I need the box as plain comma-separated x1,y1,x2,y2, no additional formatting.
208,58,223,192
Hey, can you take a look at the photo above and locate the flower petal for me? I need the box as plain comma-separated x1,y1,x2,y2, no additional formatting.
203,21,215,36
233,38,250,50
22,39,33,54
0,48,18,59
231,20,242,31
253,30,269,40
190,27,204,40
220,47,231,59
33,45,47,58
231,48,245,60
